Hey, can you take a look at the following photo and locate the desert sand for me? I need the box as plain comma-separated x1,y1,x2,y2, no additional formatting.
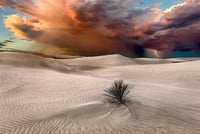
0,52,200,134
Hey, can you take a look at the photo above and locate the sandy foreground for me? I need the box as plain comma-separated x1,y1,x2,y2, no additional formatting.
0,52,200,134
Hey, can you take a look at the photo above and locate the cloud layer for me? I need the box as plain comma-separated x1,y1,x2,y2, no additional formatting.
0,38,14,48
1,0,200,57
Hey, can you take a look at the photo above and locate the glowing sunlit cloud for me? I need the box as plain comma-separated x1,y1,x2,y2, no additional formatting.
1,0,200,57
164,1,186,13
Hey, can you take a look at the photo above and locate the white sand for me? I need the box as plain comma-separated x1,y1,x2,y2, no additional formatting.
0,52,200,134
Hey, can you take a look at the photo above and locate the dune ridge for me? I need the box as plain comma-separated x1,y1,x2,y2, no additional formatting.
0,52,71,72
0,52,200,133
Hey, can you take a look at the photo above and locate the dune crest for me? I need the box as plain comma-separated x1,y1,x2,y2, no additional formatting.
0,52,71,72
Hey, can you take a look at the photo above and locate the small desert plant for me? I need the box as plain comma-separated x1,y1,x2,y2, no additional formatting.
104,80,132,104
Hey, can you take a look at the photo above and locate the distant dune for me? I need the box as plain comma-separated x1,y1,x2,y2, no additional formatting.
56,54,137,68
57,54,200,67
0,52,200,133
0,52,71,72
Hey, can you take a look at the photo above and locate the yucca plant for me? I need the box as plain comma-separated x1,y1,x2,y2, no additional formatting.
104,80,132,104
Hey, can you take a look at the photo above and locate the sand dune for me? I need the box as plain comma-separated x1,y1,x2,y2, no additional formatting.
57,54,200,70
56,54,137,70
0,52,72,72
0,52,200,133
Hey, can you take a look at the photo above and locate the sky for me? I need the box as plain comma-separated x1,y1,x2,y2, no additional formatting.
1,0,200,57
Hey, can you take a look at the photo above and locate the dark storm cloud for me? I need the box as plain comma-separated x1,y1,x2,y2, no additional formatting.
160,0,200,30
1,0,200,57
139,0,200,54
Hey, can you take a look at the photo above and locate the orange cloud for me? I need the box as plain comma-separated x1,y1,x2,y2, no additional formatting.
4,15,32,39
2,0,200,57
4,14,47,39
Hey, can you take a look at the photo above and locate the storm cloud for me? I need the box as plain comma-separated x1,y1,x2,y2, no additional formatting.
1,0,200,57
